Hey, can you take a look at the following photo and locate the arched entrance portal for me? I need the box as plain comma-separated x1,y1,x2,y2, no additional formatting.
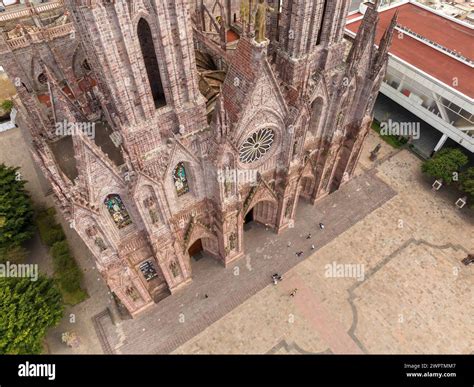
188,238,204,261
187,237,219,264
244,208,254,227
299,176,315,202
187,237,221,278
244,200,278,231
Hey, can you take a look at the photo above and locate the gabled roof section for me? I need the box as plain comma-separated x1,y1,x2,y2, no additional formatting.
221,37,263,126
221,37,289,140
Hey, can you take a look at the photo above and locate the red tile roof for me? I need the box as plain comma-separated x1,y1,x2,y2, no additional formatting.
346,3,474,98
227,29,239,43
37,85,76,107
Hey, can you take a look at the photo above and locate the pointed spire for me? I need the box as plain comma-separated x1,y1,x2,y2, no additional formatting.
213,92,230,143
379,10,399,55
371,10,398,80
347,0,381,75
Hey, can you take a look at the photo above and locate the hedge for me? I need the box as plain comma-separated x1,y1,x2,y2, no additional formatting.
36,208,65,247
35,208,87,305
50,241,83,294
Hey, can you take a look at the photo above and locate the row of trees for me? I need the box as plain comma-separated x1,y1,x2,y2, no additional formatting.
0,164,35,262
36,207,87,305
0,164,63,354
421,148,474,205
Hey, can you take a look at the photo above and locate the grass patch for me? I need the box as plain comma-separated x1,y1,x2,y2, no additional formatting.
35,207,88,306
372,121,408,149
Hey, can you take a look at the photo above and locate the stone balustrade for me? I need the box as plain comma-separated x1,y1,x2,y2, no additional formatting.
36,1,64,13
0,1,64,22
6,23,74,50
6,35,29,49
43,22,74,39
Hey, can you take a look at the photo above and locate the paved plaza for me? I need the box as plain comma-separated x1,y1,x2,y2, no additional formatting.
1,128,473,354
173,133,474,355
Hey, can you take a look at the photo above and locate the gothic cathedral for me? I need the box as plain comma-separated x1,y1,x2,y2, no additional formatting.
0,0,396,316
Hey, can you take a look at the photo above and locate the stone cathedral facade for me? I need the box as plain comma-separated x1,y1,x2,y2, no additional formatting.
0,0,396,316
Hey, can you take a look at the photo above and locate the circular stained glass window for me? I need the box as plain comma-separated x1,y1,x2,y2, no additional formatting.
239,128,275,164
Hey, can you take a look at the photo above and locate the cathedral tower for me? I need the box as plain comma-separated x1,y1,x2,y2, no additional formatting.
275,0,351,87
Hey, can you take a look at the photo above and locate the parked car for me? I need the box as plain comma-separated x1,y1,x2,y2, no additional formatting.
0,5,6,12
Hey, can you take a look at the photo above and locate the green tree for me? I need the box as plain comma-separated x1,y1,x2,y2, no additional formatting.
0,246,28,264
0,276,63,354
421,148,468,184
460,167,474,202
0,164,35,256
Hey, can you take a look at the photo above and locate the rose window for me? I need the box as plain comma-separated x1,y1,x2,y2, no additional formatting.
239,128,275,164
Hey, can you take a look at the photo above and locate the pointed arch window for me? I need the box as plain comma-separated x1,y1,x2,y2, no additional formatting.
173,162,190,197
310,97,324,135
137,18,167,108
316,1,329,46
104,194,133,229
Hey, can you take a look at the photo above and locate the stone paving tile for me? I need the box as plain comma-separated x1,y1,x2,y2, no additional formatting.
280,273,363,354
102,171,396,354
354,243,473,354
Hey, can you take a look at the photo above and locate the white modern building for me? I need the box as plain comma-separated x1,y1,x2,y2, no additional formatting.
346,0,474,154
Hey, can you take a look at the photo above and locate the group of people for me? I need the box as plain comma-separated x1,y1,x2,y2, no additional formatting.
276,222,326,297
271,274,298,297
289,223,325,258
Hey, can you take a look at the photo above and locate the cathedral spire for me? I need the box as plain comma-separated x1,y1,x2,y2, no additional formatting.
379,11,398,58
371,11,398,80
213,93,230,144
346,0,380,76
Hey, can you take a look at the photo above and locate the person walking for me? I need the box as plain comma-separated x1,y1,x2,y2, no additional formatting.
290,288,298,297
272,273,282,284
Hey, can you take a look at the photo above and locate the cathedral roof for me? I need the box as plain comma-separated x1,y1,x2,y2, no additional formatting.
221,37,263,126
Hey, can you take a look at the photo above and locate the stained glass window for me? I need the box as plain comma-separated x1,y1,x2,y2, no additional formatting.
104,194,133,229
239,128,275,163
173,162,190,197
